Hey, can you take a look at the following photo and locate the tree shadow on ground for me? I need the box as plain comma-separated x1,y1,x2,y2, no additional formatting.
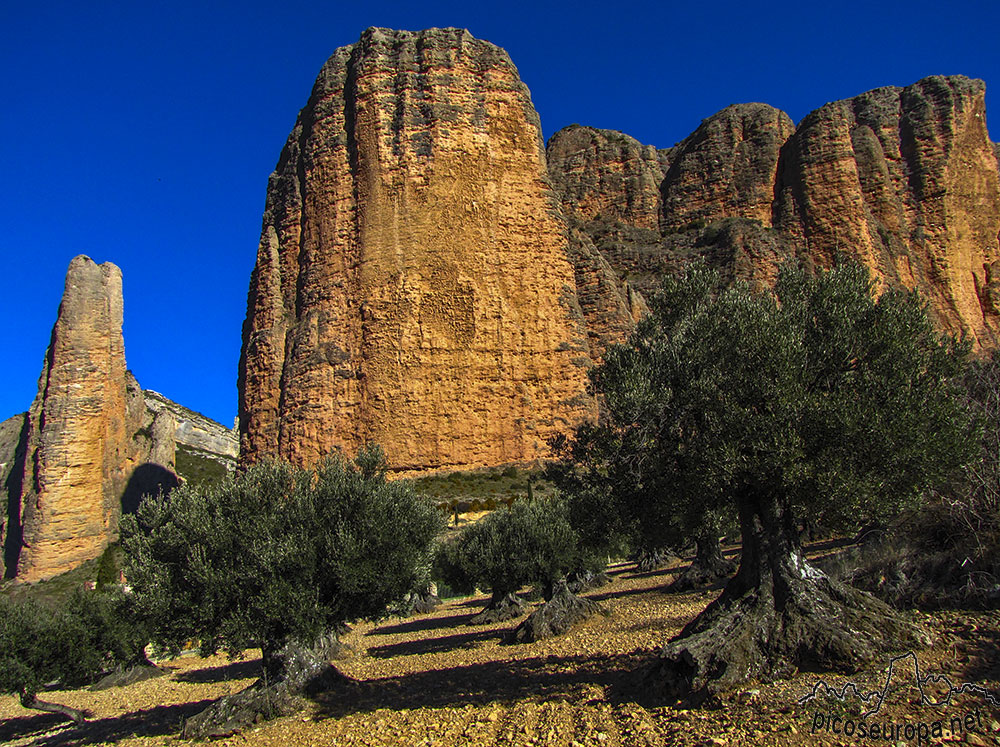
959,618,1000,686
173,656,262,684
366,627,502,658
368,612,479,637
0,699,214,747
315,649,654,718
622,565,680,581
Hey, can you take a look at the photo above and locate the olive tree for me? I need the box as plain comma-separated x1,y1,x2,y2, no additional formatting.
439,497,578,624
119,446,442,737
0,588,147,724
581,261,977,703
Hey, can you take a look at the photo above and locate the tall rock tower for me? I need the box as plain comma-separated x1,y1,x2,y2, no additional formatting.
239,27,604,473
10,256,131,582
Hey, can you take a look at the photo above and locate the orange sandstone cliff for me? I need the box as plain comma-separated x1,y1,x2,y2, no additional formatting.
238,27,641,474
241,31,1000,477
9,257,133,582
1,256,237,582
548,76,1000,343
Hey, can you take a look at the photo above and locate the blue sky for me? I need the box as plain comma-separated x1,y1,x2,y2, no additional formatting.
3,0,998,426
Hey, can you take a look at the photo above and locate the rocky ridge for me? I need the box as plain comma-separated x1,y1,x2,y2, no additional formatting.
144,390,238,476
239,27,640,475
548,75,1000,343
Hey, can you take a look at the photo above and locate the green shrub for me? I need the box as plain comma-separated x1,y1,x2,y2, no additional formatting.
441,498,578,602
120,446,442,667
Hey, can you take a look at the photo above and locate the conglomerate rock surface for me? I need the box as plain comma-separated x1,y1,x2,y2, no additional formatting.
2,257,237,582
7,257,131,582
774,75,1000,346
548,75,1000,344
238,27,635,474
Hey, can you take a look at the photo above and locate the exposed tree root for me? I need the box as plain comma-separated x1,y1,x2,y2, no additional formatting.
648,555,927,705
636,549,679,573
567,569,611,594
90,663,167,691
20,692,92,725
181,633,349,739
668,536,735,592
403,590,442,616
508,581,611,644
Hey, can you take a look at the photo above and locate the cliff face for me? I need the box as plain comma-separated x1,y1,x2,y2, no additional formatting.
546,125,671,233
775,76,1000,345
548,76,1000,343
2,256,238,582
660,103,795,231
239,27,603,473
10,257,131,582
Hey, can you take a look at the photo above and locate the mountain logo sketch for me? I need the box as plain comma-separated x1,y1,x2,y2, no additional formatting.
798,651,1000,719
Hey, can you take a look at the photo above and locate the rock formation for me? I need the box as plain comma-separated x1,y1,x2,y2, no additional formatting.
660,103,795,232
144,390,238,480
239,27,620,474
774,76,1000,346
7,256,132,582
2,256,238,582
548,75,1000,344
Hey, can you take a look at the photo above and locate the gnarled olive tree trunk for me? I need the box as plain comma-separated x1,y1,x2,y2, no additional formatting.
668,530,735,592
182,633,347,739
467,591,527,626
649,490,926,704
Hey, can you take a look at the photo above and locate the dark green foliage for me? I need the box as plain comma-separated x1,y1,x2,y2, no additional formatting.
64,588,151,669
0,587,145,724
120,446,442,663
563,261,976,563
0,597,98,701
831,352,1000,608
95,543,121,588
614,260,978,698
440,498,578,602
406,464,554,511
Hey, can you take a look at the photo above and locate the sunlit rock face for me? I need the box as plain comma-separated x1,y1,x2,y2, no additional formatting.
548,76,1000,346
239,27,607,474
2,256,238,582
11,256,131,582
774,75,1000,346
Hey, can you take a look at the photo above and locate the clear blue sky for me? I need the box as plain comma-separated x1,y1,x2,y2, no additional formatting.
3,0,998,426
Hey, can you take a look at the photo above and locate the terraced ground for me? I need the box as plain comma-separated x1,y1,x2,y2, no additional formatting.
2,555,999,746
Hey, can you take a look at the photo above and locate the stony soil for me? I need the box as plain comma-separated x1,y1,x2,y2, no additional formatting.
2,556,999,746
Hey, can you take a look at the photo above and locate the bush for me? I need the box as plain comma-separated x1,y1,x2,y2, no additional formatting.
829,353,1000,608
0,588,145,723
441,498,578,606
120,446,442,669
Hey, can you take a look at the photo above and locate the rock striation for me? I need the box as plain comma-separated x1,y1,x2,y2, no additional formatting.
239,27,614,474
774,76,1000,345
548,75,1000,344
7,256,132,582
2,256,238,582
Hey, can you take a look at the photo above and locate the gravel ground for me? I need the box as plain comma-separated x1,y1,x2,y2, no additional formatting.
2,557,999,746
